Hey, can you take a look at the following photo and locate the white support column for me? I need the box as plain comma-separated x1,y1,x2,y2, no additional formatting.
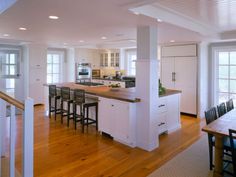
136,25,159,151
23,98,34,177
0,98,7,157
10,105,16,177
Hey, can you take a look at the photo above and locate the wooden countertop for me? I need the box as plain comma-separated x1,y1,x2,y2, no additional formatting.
46,83,181,103
159,89,182,97
53,82,141,103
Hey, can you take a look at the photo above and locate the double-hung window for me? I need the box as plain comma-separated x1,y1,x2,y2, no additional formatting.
126,50,136,76
47,51,63,84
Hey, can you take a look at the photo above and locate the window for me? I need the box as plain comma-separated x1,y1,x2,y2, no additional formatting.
126,50,136,76
215,49,236,105
0,50,19,96
47,51,63,84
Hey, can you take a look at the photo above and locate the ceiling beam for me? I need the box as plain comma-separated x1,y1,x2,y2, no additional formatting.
130,3,219,37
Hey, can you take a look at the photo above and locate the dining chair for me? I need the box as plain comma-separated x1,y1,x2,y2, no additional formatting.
217,102,227,117
205,107,218,170
227,99,234,112
48,85,61,119
228,129,236,176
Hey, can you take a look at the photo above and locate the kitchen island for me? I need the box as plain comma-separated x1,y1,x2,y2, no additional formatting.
47,82,181,148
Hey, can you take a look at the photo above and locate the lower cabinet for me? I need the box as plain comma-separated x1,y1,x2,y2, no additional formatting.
157,93,181,135
98,97,136,147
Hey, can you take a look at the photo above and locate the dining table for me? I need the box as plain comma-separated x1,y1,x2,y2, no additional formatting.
202,109,236,177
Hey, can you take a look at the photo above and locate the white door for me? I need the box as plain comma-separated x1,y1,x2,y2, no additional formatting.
174,57,197,114
161,57,175,89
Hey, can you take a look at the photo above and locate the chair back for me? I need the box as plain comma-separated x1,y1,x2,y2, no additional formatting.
74,89,85,104
49,85,57,97
217,102,227,117
61,87,70,101
205,107,217,125
229,129,236,175
227,99,234,112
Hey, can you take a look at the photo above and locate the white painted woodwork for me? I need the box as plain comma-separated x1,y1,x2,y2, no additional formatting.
136,26,159,151
161,44,197,57
98,97,136,147
10,105,16,177
161,44,197,115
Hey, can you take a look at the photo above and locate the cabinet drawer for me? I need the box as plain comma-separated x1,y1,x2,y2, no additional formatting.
158,113,167,135
158,98,167,113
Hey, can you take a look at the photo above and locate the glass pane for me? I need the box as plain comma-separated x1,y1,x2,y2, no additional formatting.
53,74,59,83
219,66,228,78
9,54,16,64
47,54,52,63
219,52,229,65
2,55,8,64
6,79,15,88
230,52,236,64
219,79,228,92
230,66,236,79
47,64,52,74
53,55,60,63
2,65,9,75
219,93,229,103
230,94,236,106
52,64,59,73
9,65,15,75
47,75,52,84
230,80,236,93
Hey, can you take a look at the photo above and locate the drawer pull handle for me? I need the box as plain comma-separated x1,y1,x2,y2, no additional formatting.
158,104,165,108
158,122,165,126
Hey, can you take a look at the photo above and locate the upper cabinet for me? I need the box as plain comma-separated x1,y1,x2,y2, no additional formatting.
100,51,120,68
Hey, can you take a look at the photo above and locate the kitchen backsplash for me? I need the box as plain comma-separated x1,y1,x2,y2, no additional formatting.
100,68,126,77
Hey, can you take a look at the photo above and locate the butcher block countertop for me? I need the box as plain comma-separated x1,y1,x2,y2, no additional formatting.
46,83,181,103
53,82,141,103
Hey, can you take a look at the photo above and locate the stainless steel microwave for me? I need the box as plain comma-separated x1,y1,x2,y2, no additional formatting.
75,63,92,81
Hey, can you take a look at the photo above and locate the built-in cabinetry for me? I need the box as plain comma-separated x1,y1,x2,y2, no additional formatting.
100,52,120,68
92,79,126,88
161,44,197,115
157,93,181,135
98,97,136,147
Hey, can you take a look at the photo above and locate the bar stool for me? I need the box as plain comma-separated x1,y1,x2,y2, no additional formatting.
72,89,98,133
48,85,61,119
60,87,73,125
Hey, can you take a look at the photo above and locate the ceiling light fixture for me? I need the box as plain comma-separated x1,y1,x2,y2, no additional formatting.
3,34,9,37
157,19,163,22
63,43,68,45
133,11,140,15
170,40,175,43
19,27,27,31
79,40,84,43
101,36,107,40
49,15,59,20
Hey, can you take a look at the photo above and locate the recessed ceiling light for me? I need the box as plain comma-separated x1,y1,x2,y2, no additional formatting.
129,39,136,43
101,36,107,40
19,27,27,31
49,15,59,20
170,40,175,43
79,40,84,43
133,11,140,15
3,34,9,37
157,19,163,22
63,43,68,45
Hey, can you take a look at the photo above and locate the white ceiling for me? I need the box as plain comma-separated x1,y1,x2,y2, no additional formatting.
1,0,234,48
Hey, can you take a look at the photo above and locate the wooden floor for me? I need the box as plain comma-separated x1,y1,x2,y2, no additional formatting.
13,105,205,177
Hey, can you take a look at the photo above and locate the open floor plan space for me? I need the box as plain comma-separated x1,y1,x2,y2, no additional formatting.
15,106,204,177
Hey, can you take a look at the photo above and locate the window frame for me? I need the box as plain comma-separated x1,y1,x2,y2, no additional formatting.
125,49,137,76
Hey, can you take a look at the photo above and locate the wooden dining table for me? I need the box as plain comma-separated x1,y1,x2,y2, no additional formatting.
202,109,236,177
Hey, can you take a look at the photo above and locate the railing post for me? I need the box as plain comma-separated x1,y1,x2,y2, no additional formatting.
23,98,34,177
10,105,16,177
0,98,6,177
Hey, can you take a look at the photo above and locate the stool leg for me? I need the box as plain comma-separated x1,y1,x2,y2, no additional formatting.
82,106,85,133
61,101,63,123
67,102,70,127
74,104,77,130
49,96,51,118
86,106,89,128
95,103,98,130
54,97,57,120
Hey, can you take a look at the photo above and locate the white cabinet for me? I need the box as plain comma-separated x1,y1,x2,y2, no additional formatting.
100,52,120,68
98,97,136,147
161,44,197,115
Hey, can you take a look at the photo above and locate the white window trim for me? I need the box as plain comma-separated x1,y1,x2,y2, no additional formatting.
125,49,136,76
212,45,236,105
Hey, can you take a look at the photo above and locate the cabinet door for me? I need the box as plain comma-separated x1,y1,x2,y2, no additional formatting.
115,53,120,67
110,53,115,67
98,97,112,134
112,100,130,143
161,57,175,89
174,57,197,114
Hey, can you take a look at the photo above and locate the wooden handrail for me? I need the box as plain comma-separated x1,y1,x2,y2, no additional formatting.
0,91,24,110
